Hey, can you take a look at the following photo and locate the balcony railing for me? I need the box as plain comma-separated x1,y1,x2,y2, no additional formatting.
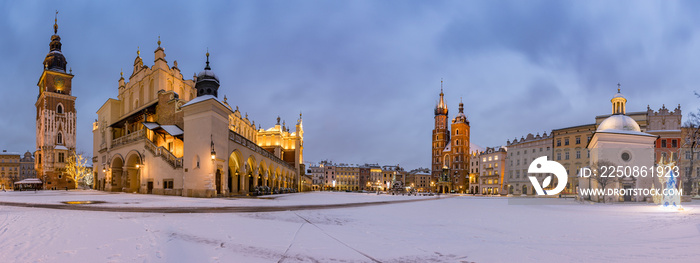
144,138,183,169
111,129,146,149
110,129,182,169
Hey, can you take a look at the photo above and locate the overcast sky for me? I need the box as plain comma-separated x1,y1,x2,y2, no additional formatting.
1,1,700,170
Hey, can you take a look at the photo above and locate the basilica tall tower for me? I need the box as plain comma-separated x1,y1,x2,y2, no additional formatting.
35,14,77,189
432,81,449,179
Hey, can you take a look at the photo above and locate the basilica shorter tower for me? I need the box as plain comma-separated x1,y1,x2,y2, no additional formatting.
431,81,470,193
36,14,77,189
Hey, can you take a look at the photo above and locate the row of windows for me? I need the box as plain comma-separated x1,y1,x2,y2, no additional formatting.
481,155,500,162
556,136,591,146
510,147,551,156
659,139,678,148
556,150,589,161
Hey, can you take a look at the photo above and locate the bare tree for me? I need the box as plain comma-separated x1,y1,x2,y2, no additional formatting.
65,152,91,189
590,160,617,203
682,96,700,196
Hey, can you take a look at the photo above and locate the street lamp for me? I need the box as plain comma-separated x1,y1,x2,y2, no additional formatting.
210,135,216,160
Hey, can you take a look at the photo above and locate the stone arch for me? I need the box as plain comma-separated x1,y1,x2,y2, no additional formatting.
275,167,282,189
110,154,124,192
268,163,276,188
228,150,243,194
125,151,143,193
246,155,257,193
258,160,268,187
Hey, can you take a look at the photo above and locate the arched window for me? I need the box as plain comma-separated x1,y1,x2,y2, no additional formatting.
139,85,144,104
57,132,63,144
56,104,63,114
149,79,155,99
194,155,200,169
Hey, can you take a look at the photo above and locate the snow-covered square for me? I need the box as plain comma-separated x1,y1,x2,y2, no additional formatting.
1,191,699,262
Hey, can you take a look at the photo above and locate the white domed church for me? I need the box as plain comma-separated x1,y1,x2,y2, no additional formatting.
586,88,658,202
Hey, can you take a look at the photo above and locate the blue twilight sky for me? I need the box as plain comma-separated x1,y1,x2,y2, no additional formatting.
1,1,700,170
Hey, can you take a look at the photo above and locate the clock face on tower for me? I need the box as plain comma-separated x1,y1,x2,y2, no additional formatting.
55,76,64,90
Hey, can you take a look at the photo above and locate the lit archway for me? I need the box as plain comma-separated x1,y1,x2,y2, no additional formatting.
125,151,142,193
110,155,124,192
228,150,243,194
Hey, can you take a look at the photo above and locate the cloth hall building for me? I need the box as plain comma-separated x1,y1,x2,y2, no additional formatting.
92,41,307,197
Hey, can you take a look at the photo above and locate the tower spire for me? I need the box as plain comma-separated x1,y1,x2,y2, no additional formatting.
435,79,448,116
617,82,621,93
205,48,210,70
440,78,443,94
54,10,58,34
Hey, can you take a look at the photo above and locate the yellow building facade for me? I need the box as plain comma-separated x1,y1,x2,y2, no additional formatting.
93,41,305,197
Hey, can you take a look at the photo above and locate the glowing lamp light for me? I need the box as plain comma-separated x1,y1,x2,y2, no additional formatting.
136,164,140,169
211,150,216,160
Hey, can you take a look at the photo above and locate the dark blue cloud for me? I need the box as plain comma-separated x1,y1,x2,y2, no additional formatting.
0,1,699,170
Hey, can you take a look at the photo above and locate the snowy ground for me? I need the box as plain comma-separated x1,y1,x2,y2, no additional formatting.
1,191,699,263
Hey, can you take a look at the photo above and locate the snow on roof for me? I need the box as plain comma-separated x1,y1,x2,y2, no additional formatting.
0,151,21,155
142,122,160,130
55,146,68,151
160,125,184,137
470,142,485,154
181,95,218,107
443,140,452,152
596,129,658,137
15,178,42,184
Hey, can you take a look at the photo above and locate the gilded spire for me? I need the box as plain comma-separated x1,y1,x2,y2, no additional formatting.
205,48,211,70
54,10,58,34
617,82,621,93
157,35,161,47
137,46,140,57
435,79,448,116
